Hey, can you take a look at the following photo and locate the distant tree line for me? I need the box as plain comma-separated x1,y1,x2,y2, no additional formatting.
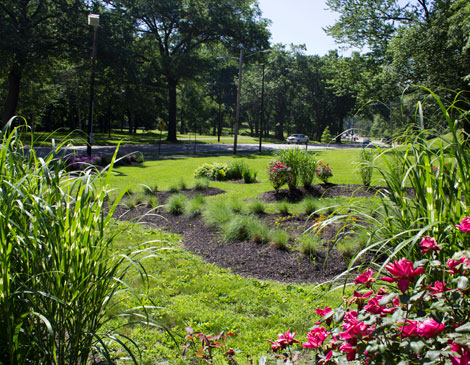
1,0,469,141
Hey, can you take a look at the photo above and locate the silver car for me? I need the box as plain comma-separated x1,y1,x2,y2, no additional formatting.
286,134,309,144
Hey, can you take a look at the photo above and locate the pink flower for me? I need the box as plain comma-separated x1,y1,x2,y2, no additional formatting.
427,281,450,295
318,350,333,364
339,341,357,361
266,330,299,352
315,306,333,325
447,256,470,274
419,236,441,254
456,217,470,232
278,330,299,346
302,327,330,349
450,342,470,365
417,318,445,338
354,269,375,287
381,258,424,293
400,320,419,338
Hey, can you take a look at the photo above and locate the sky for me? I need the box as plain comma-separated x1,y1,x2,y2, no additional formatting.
256,0,349,56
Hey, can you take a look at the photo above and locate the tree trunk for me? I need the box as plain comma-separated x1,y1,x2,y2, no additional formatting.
2,65,22,126
167,77,178,141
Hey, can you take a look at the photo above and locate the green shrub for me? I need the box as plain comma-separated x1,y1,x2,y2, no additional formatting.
144,183,158,195
276,148,306,190
321,126,332,144
165,193,187,215
249,223,271,244
194,163,229,181
227,160,249,180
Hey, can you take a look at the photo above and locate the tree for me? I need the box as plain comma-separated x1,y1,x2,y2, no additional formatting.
105,0,269,141
0,0,87,126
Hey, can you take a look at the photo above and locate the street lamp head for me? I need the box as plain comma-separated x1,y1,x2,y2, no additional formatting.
88,14,100,27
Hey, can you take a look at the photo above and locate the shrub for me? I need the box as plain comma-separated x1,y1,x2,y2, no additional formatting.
276,148,306,190
194,163,229,181
321,126,332,144
315,161,333,184
357,147,374,187
165,193,187,215
266,159,291,192
144,183,158,196
249,223,271,244
269,231,470,364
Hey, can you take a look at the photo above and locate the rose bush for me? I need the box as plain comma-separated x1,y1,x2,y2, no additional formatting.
266,218,470,364
316,161,333,184
266,160,291,192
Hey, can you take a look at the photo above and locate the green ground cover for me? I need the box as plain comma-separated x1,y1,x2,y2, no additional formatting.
108,223,344,363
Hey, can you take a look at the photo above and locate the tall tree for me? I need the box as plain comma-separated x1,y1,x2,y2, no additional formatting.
0,0,87,126
105,0,269,141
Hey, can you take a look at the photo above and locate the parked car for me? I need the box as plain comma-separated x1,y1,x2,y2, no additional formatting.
286,134,309,144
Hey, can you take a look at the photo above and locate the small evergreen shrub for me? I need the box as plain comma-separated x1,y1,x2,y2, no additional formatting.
320,126,332,144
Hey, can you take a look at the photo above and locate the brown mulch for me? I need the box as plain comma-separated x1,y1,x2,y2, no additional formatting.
114,184,378,284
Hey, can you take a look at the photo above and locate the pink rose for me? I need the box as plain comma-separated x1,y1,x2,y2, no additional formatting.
417,318,445,338
354,269,375,287
419,236,440,254
302,327,330,349
456,217,470,232
381,258,425,293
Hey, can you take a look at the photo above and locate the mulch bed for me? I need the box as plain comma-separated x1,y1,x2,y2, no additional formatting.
114,184,379,284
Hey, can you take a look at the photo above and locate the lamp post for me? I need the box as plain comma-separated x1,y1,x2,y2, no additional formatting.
258,63,265,153
217,48,270,154
87,14,99,157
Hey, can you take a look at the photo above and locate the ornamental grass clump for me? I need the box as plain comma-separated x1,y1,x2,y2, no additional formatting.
357,147,374,187
276,148,306,190
0,120,156,364
165,193,187,215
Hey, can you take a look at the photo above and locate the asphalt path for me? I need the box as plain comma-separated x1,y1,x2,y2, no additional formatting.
33,141,387,159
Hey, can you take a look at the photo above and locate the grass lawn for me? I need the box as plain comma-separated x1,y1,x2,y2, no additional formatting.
104,149,381,362
108,223,345,363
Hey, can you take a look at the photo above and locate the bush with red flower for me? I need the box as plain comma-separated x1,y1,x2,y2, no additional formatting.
316,161,333,184
265,218,470,363
266,159,292,192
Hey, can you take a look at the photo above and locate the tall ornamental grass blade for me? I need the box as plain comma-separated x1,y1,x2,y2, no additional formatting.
0,118,162,364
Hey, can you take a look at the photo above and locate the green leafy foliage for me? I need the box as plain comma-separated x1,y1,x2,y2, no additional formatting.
0,122,155,364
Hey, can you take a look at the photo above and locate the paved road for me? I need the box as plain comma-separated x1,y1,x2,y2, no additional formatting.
34,141,386,159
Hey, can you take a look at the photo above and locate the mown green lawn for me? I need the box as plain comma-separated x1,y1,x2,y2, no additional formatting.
104,149,379,362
